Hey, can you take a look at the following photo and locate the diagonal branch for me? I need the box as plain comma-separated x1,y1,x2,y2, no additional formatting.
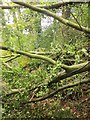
11,0,90,34
70,11,83,30
23,78,90,103
5,55,21,63
4,79,90,103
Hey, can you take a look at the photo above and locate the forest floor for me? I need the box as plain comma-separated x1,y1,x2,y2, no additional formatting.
28,85,90,119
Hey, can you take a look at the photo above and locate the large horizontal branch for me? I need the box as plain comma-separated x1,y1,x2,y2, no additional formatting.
48,61,90,86
1,46,90,87
4,52,55,63
36,1,89,9
0,5,21,9
4,51,55,63
11,0,90,34
0,46,89,74
0,1,89,9
23,79,90,103
0,46,56,65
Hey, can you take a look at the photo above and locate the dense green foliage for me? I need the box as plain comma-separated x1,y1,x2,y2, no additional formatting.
1,1,90,119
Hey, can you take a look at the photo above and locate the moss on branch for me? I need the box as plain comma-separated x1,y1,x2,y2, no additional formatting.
5,79,90,103
61,61,89,72
0,46,56,65
23,79,90,103
11,0,90,34
0,46,89,73
48,61,90,86
1,1,89,9
1,46,89,87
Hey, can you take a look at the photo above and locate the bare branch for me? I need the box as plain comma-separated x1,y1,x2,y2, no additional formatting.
5,88,25,97
36,1,89,9
0,55,14,58
29,88,38,101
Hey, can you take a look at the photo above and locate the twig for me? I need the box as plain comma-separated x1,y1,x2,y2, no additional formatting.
29,88,38,101
70,11,83,31
2,62,12,70
5,55,21,63
0,55,14,58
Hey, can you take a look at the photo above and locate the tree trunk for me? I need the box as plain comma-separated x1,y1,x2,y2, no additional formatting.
62,5,71,43
88,2,90,38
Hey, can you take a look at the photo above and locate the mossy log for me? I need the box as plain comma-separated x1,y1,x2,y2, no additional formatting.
48,61,90,86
